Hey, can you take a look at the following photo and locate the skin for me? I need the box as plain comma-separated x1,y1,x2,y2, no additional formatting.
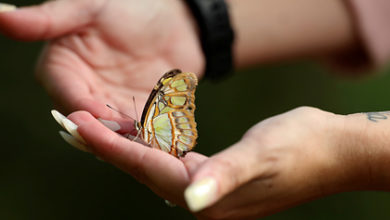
1,0,387,219
227,0,358,67
0,0,204,116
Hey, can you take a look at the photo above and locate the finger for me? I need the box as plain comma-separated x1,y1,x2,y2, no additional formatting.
184,138,271,212
66,111,191,204
70,110,135,133
52,109,133,149
180,152,208,176
0,3,16,12
0,0,104,40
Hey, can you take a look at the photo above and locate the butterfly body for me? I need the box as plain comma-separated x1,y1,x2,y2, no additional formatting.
135,69,198,157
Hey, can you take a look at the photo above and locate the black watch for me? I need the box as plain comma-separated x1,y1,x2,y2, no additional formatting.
185,0,235,80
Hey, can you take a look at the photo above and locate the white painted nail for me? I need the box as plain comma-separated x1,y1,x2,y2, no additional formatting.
184,177,218,212
51,109,67,129
164,199,177,207
98,118,121,132
0,3,16,12
62,118,86,144
59,131,89,152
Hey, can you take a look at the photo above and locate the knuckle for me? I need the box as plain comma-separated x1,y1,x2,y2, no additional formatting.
210,156,241,189
292,106,330,123
212,156,234,174
293,106,319,114
101,137,147,184
128,148,149,184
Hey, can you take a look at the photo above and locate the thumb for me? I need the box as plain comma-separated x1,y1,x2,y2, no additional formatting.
0,0,103,41
184,138,267,212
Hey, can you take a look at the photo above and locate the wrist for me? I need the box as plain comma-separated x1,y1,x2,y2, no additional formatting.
304,111,370,195
320,113,372,192
342,113,390,190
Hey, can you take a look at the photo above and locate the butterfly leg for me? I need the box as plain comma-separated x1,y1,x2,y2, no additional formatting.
132,129,142,141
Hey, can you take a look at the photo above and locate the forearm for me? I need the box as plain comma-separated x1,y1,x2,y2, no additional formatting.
342,112,390,190
226,0,358,68
280,108,390,196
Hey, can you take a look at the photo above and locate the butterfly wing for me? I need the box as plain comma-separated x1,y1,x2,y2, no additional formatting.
139,69,198,157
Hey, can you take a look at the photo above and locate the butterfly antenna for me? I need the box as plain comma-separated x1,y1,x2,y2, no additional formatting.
106,104,136,121
132,96,139,121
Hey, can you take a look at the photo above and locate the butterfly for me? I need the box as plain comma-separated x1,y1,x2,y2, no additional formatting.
134,69,198,158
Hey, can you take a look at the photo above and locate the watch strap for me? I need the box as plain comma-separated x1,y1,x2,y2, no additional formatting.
185,0,235,80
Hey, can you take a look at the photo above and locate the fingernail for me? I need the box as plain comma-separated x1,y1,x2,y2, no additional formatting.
98,118,121,132
164,199,177,207
96,156,104,162
51,110,67,129
62,118,86,144
184,177,218,212
0,3,17,12
59,131,89,152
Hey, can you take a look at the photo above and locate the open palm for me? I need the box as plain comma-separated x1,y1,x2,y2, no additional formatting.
0,0,205,207
1,0,204,116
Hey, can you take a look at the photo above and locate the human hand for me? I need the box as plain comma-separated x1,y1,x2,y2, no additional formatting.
51,109,209,208
53,106,370,219
0,0,204,117
184,107,368,220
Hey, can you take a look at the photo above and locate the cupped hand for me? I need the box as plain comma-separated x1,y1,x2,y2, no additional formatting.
0,0,204,117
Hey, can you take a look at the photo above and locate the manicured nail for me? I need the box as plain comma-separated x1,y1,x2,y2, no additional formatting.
62,118,86,144
164,199,177,207
184,177,218,212
51,109,67,129
59,131,89,152
98,118,121,132
0,3,16,12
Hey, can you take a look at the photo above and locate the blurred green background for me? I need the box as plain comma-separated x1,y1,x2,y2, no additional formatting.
1,0,390,219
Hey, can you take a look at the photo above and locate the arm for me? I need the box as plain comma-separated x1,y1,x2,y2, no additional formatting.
227,0,358,67
343,111,390,190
